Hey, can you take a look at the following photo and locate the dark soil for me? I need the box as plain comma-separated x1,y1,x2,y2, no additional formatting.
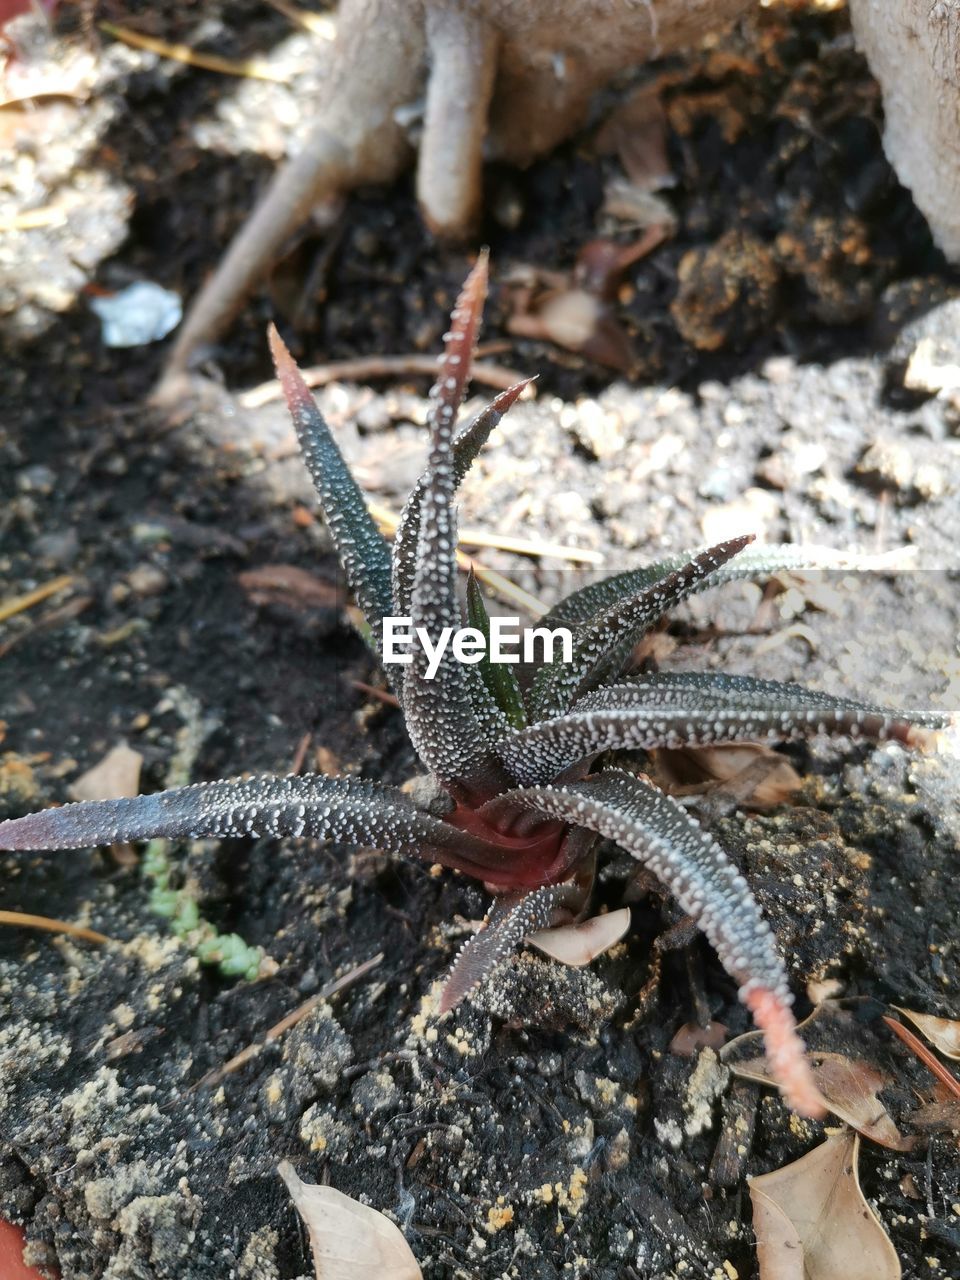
1,3,958,1278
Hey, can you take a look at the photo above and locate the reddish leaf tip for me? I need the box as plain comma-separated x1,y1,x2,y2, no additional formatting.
266,320,287,364
743,985,827,1120
267,324,327,434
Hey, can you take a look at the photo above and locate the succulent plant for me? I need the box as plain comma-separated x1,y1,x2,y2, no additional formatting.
2,256,949,1119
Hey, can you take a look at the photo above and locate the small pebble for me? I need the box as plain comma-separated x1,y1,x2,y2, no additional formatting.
126,565,168,597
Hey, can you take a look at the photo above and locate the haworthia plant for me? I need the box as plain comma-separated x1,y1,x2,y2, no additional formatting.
2,258,952,1121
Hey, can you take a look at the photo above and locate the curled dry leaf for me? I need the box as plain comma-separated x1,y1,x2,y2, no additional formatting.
69,742,143,803
652,742,803,809
593,83,674,195
750,1129,901,1280
905,1100,960,1134
722,1006,915,1151
669,1020,728,1057
892,1007,960,1061
728,1049,913,1151
812,1056,915,1152
278,1162,423,1280
527,906,631,966
504,228,666,372
507,285,636,372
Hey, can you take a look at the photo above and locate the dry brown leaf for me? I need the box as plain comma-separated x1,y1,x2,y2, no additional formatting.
69,742,143,803
750,1129,901,1280
728,1049,913,1151
653,742,803,808
813,1056,915,1151
594,83,674,193
669,1020,729,1057
906,1099,960,1133
503,231,665,373
508,287,636,372
722,1007,915,1150
278,1162,422,1280
527,906,631,966
892,1007,960,1061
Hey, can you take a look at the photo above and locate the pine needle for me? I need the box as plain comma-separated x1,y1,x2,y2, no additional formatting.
0,910,109,944
194,952,383,1088
0,576,73,625
883,1015,960,1101
99,22,287,82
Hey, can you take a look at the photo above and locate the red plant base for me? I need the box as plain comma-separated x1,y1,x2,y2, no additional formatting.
446,804,570,890
0,1221,54,1280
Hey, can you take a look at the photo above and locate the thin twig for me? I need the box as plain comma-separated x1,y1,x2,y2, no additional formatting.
99,21,287,81
351,680,401,708
193,952,384,1089
0,910,109,945
883,1015,960,1101
239,356,533,409
0,575,73,625
289,731,312,775
458,530,601,565
0,595,92,660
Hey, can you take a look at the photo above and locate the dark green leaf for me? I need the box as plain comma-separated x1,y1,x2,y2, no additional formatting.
268,327,392,641
466,569,527,730
528,536,752,721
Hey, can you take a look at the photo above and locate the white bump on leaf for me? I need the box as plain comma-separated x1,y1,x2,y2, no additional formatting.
278,1162,423,1280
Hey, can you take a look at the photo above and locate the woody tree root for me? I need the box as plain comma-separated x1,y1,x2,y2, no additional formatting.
847,0,960,264
156,0,960,399
155,0,754,397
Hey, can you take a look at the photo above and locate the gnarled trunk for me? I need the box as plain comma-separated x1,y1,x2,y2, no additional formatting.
849,0,960,261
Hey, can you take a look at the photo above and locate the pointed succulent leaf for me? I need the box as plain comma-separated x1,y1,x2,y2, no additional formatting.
0,774,515,875
539,543,917,631
528,536,752,723
466,569,527,729
483,768,824,1117
391,381,529,729
391,377,532,625
578,672,952,734
499,671,949,785
462,657,513,740
268,327,393,639
401,254,512,792
438,883,574,1014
